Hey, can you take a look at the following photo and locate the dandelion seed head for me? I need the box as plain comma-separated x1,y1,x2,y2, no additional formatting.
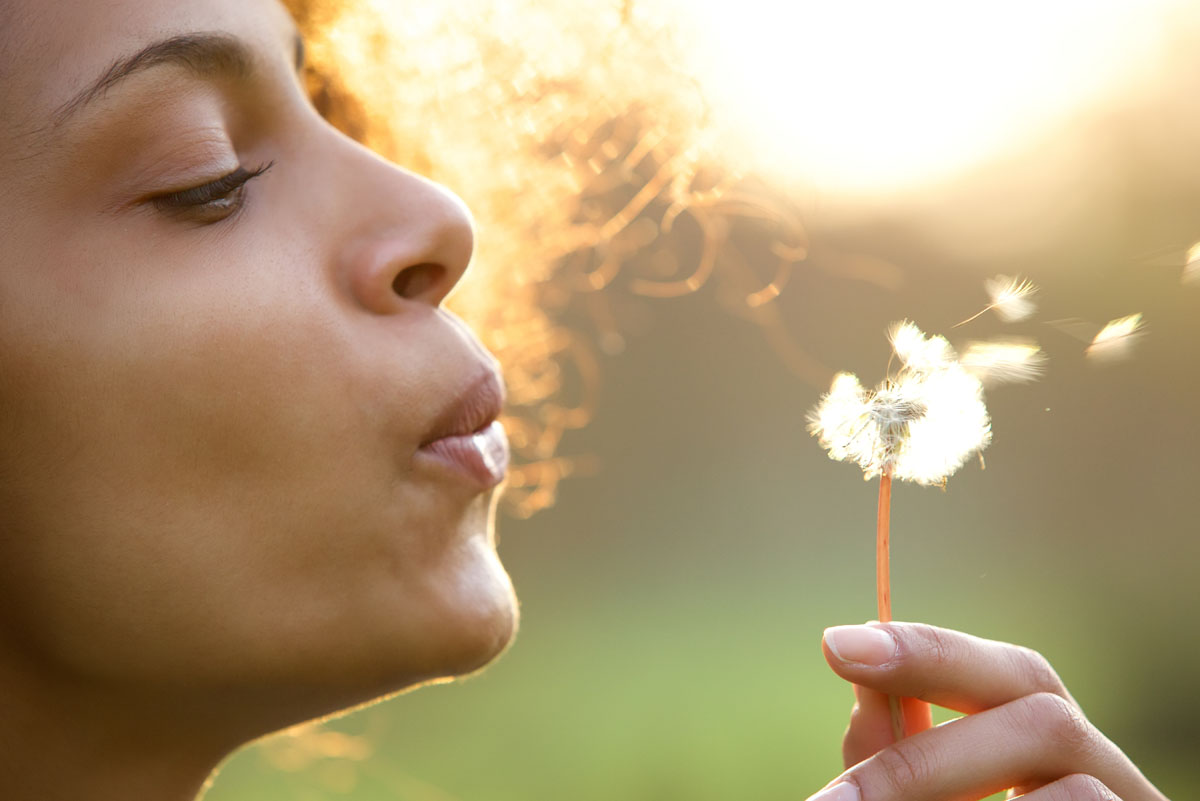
984,275,1038,322
868,380,928,430
807,373,869,442
890,320,955,372
808,372,873,467
896,364,991,484
960,340,1047,384
1086,313,1144,363
810,323,993,485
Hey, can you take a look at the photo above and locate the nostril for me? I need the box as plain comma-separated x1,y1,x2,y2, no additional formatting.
391,262,446,300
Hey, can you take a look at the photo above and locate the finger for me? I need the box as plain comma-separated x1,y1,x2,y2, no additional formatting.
844,684,892,767
823,622,1075,714
805,692,1155,801
1011,774,1122,800
844,687,934,767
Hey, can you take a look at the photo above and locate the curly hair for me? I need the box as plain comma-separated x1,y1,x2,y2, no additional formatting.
282,0,817,516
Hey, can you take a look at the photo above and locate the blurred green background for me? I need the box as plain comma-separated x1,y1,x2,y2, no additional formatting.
203,3,1200,799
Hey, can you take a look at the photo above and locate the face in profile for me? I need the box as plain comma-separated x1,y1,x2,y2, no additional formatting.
0,0,517,739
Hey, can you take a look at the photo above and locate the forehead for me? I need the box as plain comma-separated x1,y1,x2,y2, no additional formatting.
1,0,293,145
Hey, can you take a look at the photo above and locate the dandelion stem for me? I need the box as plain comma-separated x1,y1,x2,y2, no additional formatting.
876,470,892,624
876,468,907,742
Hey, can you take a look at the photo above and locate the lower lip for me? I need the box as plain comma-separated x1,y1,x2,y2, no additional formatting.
417,420,510,489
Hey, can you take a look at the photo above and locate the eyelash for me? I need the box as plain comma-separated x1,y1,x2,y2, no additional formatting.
152,162,274,224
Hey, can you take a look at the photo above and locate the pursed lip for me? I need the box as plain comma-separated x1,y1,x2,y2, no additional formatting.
420,366,506,447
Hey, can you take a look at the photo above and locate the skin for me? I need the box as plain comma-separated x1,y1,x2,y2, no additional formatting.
814,622,1172,800
0,1,1174,800
0,0,515,798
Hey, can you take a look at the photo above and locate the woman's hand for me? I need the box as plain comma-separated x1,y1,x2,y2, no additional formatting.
806,622,1170,801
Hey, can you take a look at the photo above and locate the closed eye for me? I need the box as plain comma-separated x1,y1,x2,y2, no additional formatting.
152,161,274,224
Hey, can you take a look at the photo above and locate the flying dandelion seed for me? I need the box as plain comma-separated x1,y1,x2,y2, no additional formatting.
985,275,1038,321
960,339,1047,385
1086,313,1145,362
1184,242,1200,285
955,275,1038,327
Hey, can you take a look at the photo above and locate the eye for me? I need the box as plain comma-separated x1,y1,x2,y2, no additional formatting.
151,162,274,225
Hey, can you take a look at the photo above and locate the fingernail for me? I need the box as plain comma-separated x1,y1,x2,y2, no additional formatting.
805,781,860,801
825,625,897,666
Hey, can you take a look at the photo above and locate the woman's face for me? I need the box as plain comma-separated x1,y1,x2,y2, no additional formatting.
0,0,516,726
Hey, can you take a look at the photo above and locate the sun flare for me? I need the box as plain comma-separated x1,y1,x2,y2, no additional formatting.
684,0,1187,193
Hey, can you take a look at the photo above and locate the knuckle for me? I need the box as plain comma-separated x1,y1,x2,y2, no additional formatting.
1012,644,1066,694
1021,692,1095,757
908,622,954,668
871,740,935,792
1055,773,1117,800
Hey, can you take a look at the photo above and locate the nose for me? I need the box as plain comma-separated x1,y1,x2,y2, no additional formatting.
336,146,475,314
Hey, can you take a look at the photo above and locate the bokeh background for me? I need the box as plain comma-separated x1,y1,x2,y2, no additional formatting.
204,1,1200,798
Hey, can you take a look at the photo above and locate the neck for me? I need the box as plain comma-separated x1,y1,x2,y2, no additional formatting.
0,658,240,801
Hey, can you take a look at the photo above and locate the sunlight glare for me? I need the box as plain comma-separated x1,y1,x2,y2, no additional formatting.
684,0,1183,194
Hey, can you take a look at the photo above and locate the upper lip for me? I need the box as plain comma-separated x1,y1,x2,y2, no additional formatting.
420,367,506,446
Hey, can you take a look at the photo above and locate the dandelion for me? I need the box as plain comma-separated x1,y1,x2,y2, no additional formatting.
812,322,992,485
809,321,1019,742
955,275,1038,327
1086,313,1145,363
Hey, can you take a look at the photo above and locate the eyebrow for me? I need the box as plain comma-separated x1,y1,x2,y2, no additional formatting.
49,30,305,130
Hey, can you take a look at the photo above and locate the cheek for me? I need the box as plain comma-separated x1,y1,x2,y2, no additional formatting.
0,259,509,693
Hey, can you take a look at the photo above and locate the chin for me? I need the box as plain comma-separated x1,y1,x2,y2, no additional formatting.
427,490,520,677
424,540,520,681
354,533,520,700
259,550,519,734
276,504,519,726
